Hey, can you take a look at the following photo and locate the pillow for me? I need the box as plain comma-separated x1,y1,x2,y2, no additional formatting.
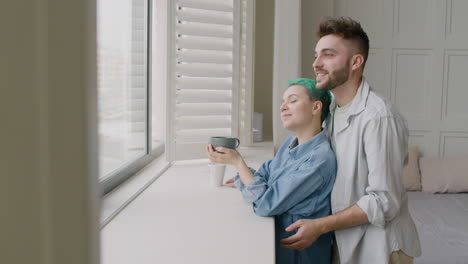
402,146,422,191
420,156,468,193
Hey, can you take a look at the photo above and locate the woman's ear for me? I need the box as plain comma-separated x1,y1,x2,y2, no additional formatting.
312,101,322,115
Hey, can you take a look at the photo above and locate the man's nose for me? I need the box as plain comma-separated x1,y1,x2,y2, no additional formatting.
313,57,322,70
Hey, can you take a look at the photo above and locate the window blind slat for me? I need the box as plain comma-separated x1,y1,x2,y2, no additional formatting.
176,64,232,78
176,116,231,130
177,37,232,51
176,103,231,116
176,90,231,103
177,0,233,12
177,50,232,64
176,23,233,38
177,8,233,25
176,77,232,90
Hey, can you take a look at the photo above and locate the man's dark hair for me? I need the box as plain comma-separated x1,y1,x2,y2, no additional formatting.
318,17,370,67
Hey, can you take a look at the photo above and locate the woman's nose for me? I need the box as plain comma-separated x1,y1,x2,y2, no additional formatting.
280,102,287,111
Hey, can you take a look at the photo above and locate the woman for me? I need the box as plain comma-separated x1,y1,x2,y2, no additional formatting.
206,78,336,264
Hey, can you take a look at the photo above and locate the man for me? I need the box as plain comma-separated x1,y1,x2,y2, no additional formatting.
280,17,421,264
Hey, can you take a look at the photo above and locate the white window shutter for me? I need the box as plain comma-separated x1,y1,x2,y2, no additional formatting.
167,0,243,160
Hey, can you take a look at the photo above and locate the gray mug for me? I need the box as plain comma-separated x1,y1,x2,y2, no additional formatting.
210,136,240,150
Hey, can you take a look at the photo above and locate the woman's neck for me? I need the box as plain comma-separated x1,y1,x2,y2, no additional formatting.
295,123,322,145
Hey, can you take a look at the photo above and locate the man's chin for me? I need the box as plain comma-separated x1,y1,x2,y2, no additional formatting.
315,82,327,90
316,81,335,91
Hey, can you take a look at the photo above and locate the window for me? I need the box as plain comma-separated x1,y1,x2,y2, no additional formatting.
96,0,253,193
97,0,163,194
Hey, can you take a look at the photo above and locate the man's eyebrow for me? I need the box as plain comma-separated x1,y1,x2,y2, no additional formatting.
316,48,338,54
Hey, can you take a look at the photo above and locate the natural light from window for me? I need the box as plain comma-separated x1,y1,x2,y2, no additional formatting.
97,0,148,180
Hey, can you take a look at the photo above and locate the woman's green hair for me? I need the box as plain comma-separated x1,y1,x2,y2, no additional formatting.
287,78,332,123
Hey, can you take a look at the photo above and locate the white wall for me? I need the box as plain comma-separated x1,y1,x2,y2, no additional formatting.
254,0,331,144
272,0,302,151
253,0,274,141
0,1,100,264
301,0,334,79
302,0,468,157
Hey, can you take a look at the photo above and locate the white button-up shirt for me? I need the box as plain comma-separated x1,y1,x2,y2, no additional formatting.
325,78,421,264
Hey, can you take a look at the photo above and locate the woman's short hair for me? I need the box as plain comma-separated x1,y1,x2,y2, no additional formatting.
287,78,332,123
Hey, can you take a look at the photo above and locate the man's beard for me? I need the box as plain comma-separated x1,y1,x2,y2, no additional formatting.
317,62,350,90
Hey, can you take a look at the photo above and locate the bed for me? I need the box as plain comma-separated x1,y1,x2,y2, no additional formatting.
407,191,468,264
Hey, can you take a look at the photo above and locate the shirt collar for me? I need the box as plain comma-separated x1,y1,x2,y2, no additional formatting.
288,130,327,159
329,77,370,118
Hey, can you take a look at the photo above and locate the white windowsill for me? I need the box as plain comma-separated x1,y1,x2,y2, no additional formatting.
100,154,171,227
100,141,275,264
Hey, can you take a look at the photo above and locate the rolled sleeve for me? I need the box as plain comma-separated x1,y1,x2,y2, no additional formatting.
236,175,268,203
234,167,256,191
356,193,389,228
235,160,271,203
360,116,408,228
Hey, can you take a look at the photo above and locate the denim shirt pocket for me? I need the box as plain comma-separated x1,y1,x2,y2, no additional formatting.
295,156,312,171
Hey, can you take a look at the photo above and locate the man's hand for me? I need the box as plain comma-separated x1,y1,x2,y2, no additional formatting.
280,219,324,250
281,205,369,250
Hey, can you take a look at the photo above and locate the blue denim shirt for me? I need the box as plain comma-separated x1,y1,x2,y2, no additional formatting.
235,131,336,264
